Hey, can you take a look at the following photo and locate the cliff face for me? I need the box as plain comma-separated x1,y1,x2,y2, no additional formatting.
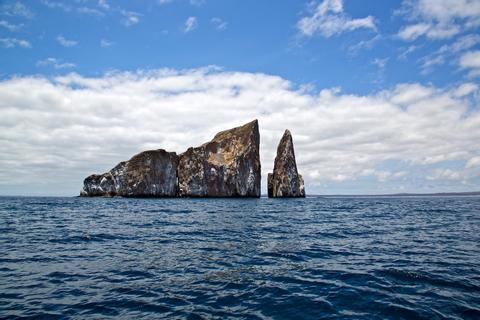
177,120,261,197
268,130,305,198
80,120,261,198
81,150,178,197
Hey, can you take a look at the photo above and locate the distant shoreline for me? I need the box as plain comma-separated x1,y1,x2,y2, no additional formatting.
310,191,480,198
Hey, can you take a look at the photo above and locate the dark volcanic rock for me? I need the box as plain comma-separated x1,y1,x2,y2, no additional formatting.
268,130,305,198
177,120,261,197
80,149,178,197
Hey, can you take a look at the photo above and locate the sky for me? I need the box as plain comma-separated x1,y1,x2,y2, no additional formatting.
0,0,480,196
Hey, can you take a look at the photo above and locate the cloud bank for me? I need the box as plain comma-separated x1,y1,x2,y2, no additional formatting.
0,68,479,195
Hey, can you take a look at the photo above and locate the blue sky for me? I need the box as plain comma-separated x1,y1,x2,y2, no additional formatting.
1,0,480,195
2,0,477,92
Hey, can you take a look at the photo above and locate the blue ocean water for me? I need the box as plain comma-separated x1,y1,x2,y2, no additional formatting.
0,196,479,319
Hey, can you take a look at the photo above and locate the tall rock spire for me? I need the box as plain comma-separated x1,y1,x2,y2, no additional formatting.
268,129,305,198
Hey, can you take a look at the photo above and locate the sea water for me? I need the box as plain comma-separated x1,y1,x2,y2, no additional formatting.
0,196,479,319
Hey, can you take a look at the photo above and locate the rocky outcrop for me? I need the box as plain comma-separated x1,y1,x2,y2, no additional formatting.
80,120,261,198
81,149,178,197
177,120,261,197
268,130,305,198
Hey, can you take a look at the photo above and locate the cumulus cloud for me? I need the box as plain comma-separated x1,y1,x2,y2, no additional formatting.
297,0,376,37
0,68,479,195
184,16,198,33
0,20,22,31
1,1,34,18
121,10,140,27
36,57,76,69
98,0,109,10
56,35,78,47
397,0,480,40
459,50,480,77
0,37,30,48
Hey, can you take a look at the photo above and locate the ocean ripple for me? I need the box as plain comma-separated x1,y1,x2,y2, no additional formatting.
1,196,479,319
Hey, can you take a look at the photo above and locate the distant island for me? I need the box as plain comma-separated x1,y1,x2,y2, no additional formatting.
318,191,480,197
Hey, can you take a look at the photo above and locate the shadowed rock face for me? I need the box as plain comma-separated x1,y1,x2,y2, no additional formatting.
81,150,178,197
268,130,305,198
177,120,261,197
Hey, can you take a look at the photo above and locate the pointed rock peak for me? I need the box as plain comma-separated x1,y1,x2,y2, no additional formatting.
178,119,261,197
212,119,259,144
268,129,305,198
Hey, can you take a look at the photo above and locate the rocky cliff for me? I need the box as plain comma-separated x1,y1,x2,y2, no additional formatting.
80,120,261,197
268,129,305,198
178,120,261,197
81,150,179,197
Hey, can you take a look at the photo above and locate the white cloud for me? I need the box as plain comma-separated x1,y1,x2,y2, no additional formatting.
42,0,71,12
453,82,478,97
419,34,480,73
398,23,431,41
184,16,198,33
459,50,480,68
372,57,388,70
397,0,480,40
56,35,78,47
297,0,376,38
190,0,205,6
348,35,381,55
0,20,22,31
2,1,34,18
98,0,109,10
100,39,113,48
36,57,76,69
121,10,140,27
157,0,205,5
0,37,31,48
398,45,420,60
459,50,480,77
466,156,480,168
0,68,479,195
77,7,104,16
211,17,227,30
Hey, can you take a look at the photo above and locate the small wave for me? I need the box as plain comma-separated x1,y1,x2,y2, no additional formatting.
377,268,479,291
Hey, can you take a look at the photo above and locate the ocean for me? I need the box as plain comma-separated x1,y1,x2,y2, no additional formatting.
0,196,479,319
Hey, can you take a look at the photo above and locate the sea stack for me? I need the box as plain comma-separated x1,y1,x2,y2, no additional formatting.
80,120,261,197
268,130,305,198
81,150,179,197
177,120,261,197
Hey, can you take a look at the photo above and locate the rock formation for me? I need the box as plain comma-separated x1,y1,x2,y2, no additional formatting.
177,120,261,197
81,150,178,197
268,130,305,198
80,120,261,198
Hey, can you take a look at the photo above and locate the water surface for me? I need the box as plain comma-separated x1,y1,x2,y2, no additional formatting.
1,196,479,319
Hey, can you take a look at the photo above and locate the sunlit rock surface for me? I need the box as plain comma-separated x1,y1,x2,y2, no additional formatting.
177,120,261,197
80,120,261,197
268,129,305,198
81,150,178,197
